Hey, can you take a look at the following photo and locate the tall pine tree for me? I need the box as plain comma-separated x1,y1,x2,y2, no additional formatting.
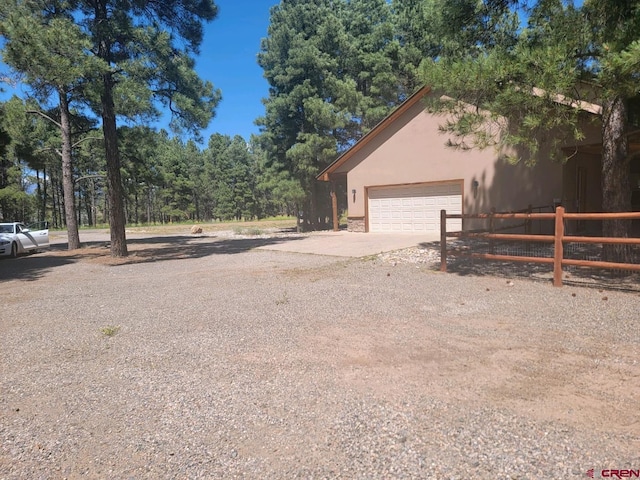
258,0,420,230
0,3,104,248
2,0,222,255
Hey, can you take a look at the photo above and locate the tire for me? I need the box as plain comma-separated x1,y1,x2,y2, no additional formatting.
10,242,18,258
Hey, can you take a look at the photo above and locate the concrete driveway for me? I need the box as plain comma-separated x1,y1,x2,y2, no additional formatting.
257,230,439,257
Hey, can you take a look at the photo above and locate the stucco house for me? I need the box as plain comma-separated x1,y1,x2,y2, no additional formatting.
318,85,639,235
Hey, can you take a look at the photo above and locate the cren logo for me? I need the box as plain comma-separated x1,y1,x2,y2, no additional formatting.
600,470,640,479
587,468,640,478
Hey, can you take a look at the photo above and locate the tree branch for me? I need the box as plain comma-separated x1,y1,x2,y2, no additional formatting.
26,109,62,128
33,146,62,158
72,136,103,148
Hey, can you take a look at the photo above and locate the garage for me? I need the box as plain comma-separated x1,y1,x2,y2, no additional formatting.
367,182,463,233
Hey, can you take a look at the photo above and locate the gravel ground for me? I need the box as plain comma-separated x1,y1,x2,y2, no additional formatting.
1,232,639,479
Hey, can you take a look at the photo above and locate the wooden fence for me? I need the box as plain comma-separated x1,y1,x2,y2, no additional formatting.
440,206,640,287
485,204,554,235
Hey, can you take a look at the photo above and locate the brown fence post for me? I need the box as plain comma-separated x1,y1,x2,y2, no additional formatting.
489,207,496,254
330,180,339,232
526,204,532,235
440,209,447,272
553,206,565,287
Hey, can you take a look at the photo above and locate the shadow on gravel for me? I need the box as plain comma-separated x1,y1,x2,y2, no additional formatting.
48,234,307,267
120,235,307,264
419,240,640,292
0,253,76,282
0,235,307,281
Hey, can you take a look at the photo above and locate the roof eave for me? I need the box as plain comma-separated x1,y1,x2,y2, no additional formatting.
316,86,432,181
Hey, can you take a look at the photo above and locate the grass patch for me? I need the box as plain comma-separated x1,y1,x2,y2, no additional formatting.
55,217,297,235
100,325,121,337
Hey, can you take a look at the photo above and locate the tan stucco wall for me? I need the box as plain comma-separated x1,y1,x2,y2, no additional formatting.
341,100,565,227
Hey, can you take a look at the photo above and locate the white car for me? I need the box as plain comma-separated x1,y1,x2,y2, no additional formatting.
0,222,50,258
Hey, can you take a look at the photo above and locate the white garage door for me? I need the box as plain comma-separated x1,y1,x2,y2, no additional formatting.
368,183,462,233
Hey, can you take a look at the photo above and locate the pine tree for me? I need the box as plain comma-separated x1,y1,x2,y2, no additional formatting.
0,4,104,248
258,0,415,230
2,0,221,256
81,0,221,255
419,0,640,262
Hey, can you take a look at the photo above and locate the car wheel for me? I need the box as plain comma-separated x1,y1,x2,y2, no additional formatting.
10,242,17,258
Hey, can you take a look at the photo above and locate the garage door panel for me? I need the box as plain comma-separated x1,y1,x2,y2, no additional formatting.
368,183,462,233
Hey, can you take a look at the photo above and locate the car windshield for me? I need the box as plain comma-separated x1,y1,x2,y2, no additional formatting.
0,224,14,234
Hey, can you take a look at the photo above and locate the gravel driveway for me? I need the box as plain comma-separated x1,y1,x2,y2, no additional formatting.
1,232,639,479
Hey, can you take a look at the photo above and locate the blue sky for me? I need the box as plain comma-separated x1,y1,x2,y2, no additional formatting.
195,0,279,142
0,0,279,144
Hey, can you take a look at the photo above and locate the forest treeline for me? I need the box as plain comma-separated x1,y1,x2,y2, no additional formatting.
0,106,284,228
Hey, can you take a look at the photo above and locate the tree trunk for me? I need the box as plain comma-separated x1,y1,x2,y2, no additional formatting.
0,156,8,218
42,165,48,223
59,90,81,250
601,95,632,263
309,181,318,230
95,0,127,256
134,188,139,225
147,188,152,224
330,180,339,231
100,74,128,256
36,169,42,221
50,175,58,228
85,186,93,226
90,179,96,227
295,202,302,233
